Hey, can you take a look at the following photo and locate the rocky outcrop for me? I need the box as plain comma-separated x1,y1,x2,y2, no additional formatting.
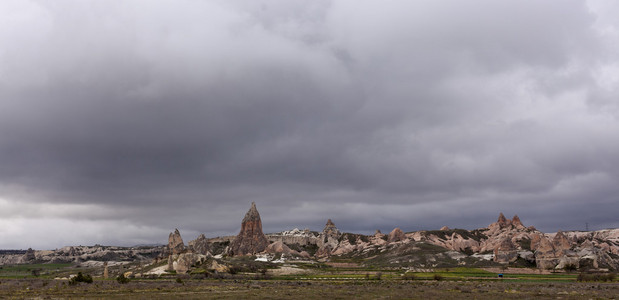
188,234,210,255
23,248,36,262
266,241,295,255
511,215,525,229
552,231,571,254
168,229,186,255
1,246,164,267
322,219,341,240
493,238,518,263
316,219,342,258
497,213,509,228
387,227,406,243
440,226,450,231
227,202,269,256
531,231,579,270
267,228,319,246
315,245,332,258
173,253,208,274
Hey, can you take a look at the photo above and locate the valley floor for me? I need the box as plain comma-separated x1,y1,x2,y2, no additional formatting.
0,278,617,299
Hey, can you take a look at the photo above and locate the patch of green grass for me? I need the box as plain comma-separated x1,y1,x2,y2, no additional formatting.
0,263,74,278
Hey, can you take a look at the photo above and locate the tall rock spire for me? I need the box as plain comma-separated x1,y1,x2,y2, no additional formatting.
227,202,269,256
511,214,525,229
497,212,508,227
168,229,186,255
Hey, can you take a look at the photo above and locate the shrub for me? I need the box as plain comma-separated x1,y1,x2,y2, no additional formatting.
402,273,417,281
433,274,444,281
563,263,578,272
116,273,130,284
374,272,383,280
577,272,617,282
69,272,93,285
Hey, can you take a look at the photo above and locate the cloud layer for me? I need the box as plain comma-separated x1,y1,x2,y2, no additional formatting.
1,0,618,249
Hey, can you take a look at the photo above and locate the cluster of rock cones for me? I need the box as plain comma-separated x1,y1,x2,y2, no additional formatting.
162,203,619,274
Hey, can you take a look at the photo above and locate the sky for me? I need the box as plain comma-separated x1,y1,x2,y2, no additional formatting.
1,0,619,249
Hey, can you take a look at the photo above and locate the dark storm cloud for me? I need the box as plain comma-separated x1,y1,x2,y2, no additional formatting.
1,0,618,248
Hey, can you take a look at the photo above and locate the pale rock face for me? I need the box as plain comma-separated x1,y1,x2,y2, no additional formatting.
555,255,580,270
208,260,229,273
168,229,186,255
173,253,207,274
370,232,388,246
321,219,341,240
227,202,269,256
449,234,480,253
440,226,450,231
23,248,36,262
387,227,406,243
167,254,175,271
316,219,342,257
331,239,356,256
511,215,525,229
493,238,518,263
530,233,543,251
188,234,210,255
265,241,295,255
266,229,319,246
534,235,560,269
315,244,332,258
497,213,510,228
552,231,571,254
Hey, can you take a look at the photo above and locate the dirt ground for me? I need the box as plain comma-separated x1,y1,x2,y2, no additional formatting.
0,278,617,299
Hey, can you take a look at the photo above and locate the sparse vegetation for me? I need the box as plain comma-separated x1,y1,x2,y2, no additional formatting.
116,273,130,284
69,272,93,285
577,272,616,282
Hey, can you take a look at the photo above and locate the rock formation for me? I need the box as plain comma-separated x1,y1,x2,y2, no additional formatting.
227,202,269,256
316,219,342,258
497,213,509,228
387,227,406,243
511,215,525,229
168,229,186,255
266,241,294,255
493,238,518,263
173,253,208,274
322,219,341,240
103,262,109,279
552,231,571,253
188,234,210,255
440,226,450,231
23,248,36,262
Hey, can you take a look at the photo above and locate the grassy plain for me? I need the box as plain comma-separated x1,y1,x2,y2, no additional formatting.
0,263,616,299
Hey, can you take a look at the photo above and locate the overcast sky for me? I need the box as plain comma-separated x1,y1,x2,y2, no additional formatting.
1,0,618,249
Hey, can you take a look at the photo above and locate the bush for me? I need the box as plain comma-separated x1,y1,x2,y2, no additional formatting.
433,274,444,281
116,273,130,284
402,273,417,281
374,272,383,280
577,272,616,282
563,263,578,272
69,272,93,285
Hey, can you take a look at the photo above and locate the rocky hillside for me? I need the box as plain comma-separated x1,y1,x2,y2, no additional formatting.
0,245,164,266
2,209,617,274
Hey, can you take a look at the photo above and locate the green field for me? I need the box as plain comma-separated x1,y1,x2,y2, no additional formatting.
0,263,73,278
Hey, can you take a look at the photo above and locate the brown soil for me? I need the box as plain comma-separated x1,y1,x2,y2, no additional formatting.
0,278,617,299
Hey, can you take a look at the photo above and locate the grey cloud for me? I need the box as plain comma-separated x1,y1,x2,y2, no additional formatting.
1,0,618,248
